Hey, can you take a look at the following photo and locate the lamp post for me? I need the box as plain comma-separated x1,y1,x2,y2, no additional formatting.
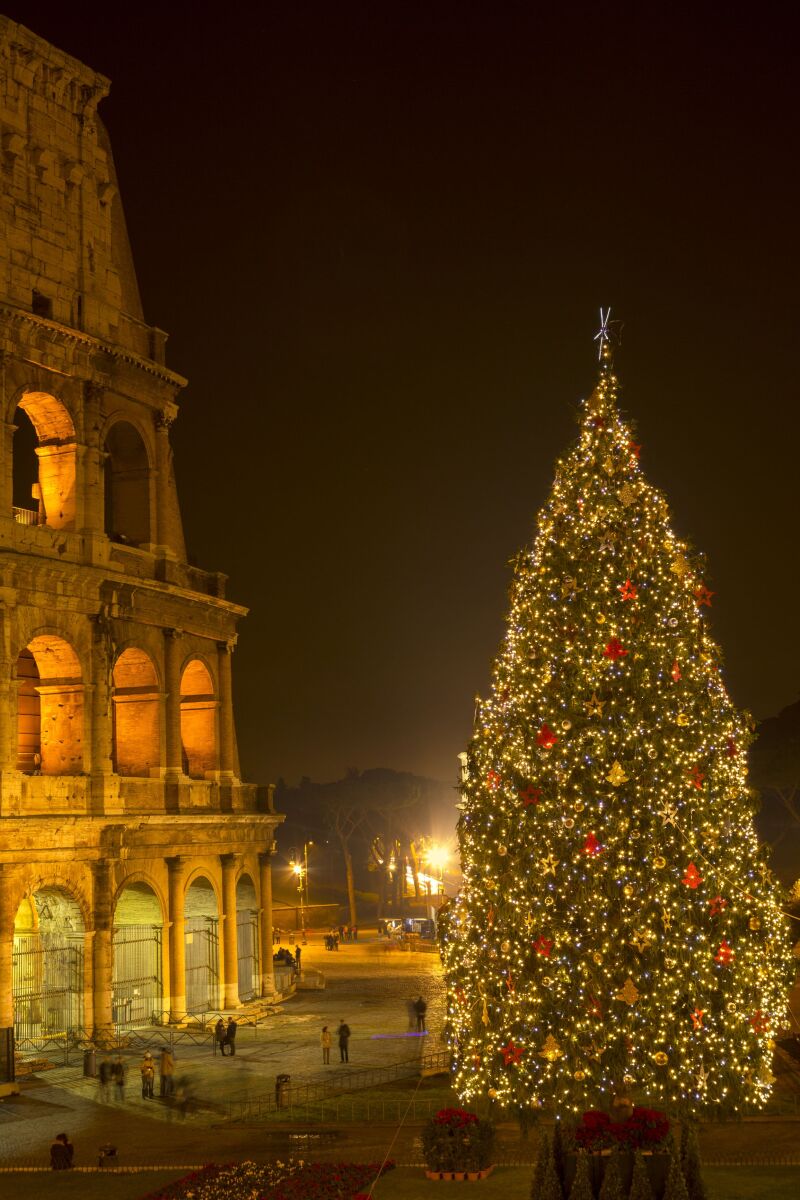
290,841,313,945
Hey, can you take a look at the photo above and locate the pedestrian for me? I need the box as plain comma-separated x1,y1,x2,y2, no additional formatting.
98,1055,112,1103
50,1132,73,1170
338,1019,351,1063
415,995,428,1033
140,1051,155,1099
352,924,358,942
294,944,302,971
215,1017,227,1055
224,1015,238,1056
111,1055,126,1102
333,931,339,951
160,1047,175,1098
321,1025,331,1065
338,924,345,942
406,998,417,1031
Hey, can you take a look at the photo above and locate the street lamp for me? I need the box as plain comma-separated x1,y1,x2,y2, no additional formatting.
289,841,313,944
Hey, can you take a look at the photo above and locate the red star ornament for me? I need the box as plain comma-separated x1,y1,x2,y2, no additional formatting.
537,724,558,749
726,737,738,758
628,440,642,460
690,1008,705,1031
586,991,603,1019
694,584,715,608
689,764,706,790
709,895,728,917
619,578,638,602
603,638,629,661
487,770,502,791
505,972,515,994
582,832,604,856
519,784,542,808
671,659,682,682
749,1009,769,1034
455,987,466,1005
682,862,703,889
500,1039,524,1066
534,935,553,957
714,940,734,966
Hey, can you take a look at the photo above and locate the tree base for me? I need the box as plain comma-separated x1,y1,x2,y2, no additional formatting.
425,1166,496,1181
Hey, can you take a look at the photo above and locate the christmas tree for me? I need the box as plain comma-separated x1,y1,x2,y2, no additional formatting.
441,313,791,1119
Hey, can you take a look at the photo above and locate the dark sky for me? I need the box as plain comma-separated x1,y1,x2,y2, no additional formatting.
9,3,799,785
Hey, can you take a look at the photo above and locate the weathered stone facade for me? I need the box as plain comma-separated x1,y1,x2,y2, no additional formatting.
0,18,281,1057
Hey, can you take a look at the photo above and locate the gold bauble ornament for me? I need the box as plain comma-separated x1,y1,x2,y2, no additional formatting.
563,817,575,829
653,1051,669,1066
488,1087,497,1098
574,799,586,812
726,1002,737,1013
542,976,554,987
501,940,511,954
561,719,572,730
653,856,667,869
593,951,603,964
749,916,762,931
676,712,690,726
498,845,508,857
623,884,635,898
574,1069,586,1081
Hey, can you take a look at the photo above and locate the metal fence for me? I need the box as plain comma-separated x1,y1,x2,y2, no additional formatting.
112,925,163,1028
185,916,219,1011
226,1049,451,1122
13,933,84,1039
237,910,259,1002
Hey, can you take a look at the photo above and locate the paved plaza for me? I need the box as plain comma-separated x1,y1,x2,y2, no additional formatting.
0,930,446,1170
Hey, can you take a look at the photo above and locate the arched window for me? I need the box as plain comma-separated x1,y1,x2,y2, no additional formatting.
104,421,151,546
113,882,163,1027
180,658,217,778
16,634,84,775
13,392,77,529
112,648,160,776
13,887,85,1037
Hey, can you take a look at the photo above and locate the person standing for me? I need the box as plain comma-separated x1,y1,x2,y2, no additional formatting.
140,1052,155,1099
225,1016,238,1056
352,924,358,942
294,944,302,972
415,995,428,1033
111,1056,126,1103
321,1025,331,1065
215,1017,227,1055
50,1133,73,1170
98,1056,112,1103
160,1047,175,1098
337,1019,351,1063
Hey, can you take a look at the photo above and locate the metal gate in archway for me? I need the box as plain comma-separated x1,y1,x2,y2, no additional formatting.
237,910,259,1001
112,924,163,1028
185,916,219,1012
13,933,84,1039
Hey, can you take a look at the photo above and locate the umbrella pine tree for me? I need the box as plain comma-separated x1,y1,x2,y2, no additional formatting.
441,318,791,1119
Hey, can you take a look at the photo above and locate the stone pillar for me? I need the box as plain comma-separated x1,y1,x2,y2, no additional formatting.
81,381,105,535
154,411,175,553
259,848,276,998
221,854,240,1009
91,861,114,1042
167,857,187,1020
217,642,235,778
164,628,183,780
0,866,17,1029
90,625,113,776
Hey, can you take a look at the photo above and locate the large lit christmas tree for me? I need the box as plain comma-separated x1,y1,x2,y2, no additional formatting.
442,314,791,1119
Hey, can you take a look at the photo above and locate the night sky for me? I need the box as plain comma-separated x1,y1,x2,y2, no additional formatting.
8,3,799,786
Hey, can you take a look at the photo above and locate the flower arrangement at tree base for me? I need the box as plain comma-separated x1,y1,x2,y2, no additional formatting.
421,1107,495,1179
142,1158,394,1200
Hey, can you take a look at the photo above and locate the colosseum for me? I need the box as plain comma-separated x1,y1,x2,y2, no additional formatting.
0,17,282,1085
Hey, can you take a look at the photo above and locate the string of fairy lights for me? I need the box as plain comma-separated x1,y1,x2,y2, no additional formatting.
440,318,793,1119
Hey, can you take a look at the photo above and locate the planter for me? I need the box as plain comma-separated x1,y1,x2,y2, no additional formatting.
425,1166,496,1181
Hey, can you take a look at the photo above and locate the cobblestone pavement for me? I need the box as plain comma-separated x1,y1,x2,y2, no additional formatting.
0,931,446,1169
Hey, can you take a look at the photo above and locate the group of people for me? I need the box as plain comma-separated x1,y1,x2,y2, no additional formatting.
97,1047,176,1102
273,945,302,974
321,1020,351,1063
324,924,357,951
214,1016,238,1055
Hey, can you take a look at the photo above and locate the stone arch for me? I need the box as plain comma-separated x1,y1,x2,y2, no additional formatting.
112,646,161,776
180,657,218,778
12,388,78,530
13,883,86,1037
184,873,220,1012
102,416,153,546
236,871,259,1002
16,632,84,774
112,877,164,1028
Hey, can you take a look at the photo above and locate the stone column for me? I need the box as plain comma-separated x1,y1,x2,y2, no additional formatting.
217,642,235,778
80,380,105,535
90,622,113,776
167,857,187,1020
154,411,175,553
164,628,183,780
221,854,240,1009
259,848,276,998
0,866,17,1029
91,861,114,1042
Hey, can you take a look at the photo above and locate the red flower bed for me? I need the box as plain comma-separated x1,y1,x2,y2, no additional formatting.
433,1107,480,1128
574,1107,670,1151
272,1160,394,1200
